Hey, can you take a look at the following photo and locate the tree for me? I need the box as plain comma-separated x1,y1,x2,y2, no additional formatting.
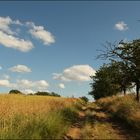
98,39,140,101
80,96,89,103
9,89,22,94
108,61,132,95
89,61,132,100
89,64,120,100
51,92,61,97
34,91,61,97
35,91,50,96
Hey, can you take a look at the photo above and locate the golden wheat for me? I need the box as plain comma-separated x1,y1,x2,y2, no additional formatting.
0,94,78,132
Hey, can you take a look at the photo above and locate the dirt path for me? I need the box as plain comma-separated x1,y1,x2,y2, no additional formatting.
64,108,86,139
64,103,136,139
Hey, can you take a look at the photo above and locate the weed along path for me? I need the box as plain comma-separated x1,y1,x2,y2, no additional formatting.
64,103,136,139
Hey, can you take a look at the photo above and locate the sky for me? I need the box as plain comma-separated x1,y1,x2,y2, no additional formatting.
0,1,140,99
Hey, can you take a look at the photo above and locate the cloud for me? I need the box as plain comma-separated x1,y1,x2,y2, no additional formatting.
35,80,49,90
0,77,49,92
0,80,10,87
0,16,22,35
0,31,34,52
115,21,128,31
0,16,55,52
3,74,10,80
9,65,31,73
0,16,15,35
21,89,35,94
16,79,49,90
0,79,16,88
0,66,2,70
0,17,33,52
17,79,33,88
58,83,65,89
53,65,96,82
27,22,55,45
12,19,22,26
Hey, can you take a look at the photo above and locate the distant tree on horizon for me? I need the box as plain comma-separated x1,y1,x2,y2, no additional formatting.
34,91,61,97
9,89,23,94
80,96,89,103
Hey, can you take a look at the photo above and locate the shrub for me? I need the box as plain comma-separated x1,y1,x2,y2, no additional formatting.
34,91,61,97
61,107,79,123
80,96,89,103
9,89,22,94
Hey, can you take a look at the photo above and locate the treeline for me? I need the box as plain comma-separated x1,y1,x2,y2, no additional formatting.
9,89,61,97
34,91,60,97
89,39,140,101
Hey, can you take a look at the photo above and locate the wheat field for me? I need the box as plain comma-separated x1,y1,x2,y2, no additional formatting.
0,94,80,139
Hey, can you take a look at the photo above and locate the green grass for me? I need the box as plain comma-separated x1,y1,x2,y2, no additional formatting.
0,112,69,139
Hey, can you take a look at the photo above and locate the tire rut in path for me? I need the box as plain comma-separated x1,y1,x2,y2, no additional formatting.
64,104,135,139
63,107,86,140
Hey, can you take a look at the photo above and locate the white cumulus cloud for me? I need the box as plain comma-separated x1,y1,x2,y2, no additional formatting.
0,16,22,35
17,79,33,88
0,16,55,52
0,80,10,87
0,79,16,88
27,22,55,45
0,16,13,34
115,21,128,31
9,65,31,73
0,17,33,53
35,80,49,90
53,65,96,82
0,77,49,92
0,31,34,52
0,16,15,35
16,79,49,90
58,83,65,89
21,89,35,94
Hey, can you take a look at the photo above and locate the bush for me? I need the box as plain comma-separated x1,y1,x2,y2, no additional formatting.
61,107,79,123
34,91,61,97
80,96,89,103
9,89,22,94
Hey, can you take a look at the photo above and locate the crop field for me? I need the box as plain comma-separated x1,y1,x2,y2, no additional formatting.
0,94,80,139
0,94,139,139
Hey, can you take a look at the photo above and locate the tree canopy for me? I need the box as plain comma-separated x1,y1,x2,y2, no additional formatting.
89,63,120,100
34,91,61,97
9,89,23,94
95,39,140,101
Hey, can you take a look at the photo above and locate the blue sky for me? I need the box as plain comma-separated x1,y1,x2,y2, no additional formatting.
0,1,140,99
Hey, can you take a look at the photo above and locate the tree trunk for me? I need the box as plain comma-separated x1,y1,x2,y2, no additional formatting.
123,87,126,96
136,82,139,102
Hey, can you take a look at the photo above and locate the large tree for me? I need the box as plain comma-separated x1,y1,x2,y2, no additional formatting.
89,64,120,100
89,61,132,100
98,39,140,101
109,61,132,95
